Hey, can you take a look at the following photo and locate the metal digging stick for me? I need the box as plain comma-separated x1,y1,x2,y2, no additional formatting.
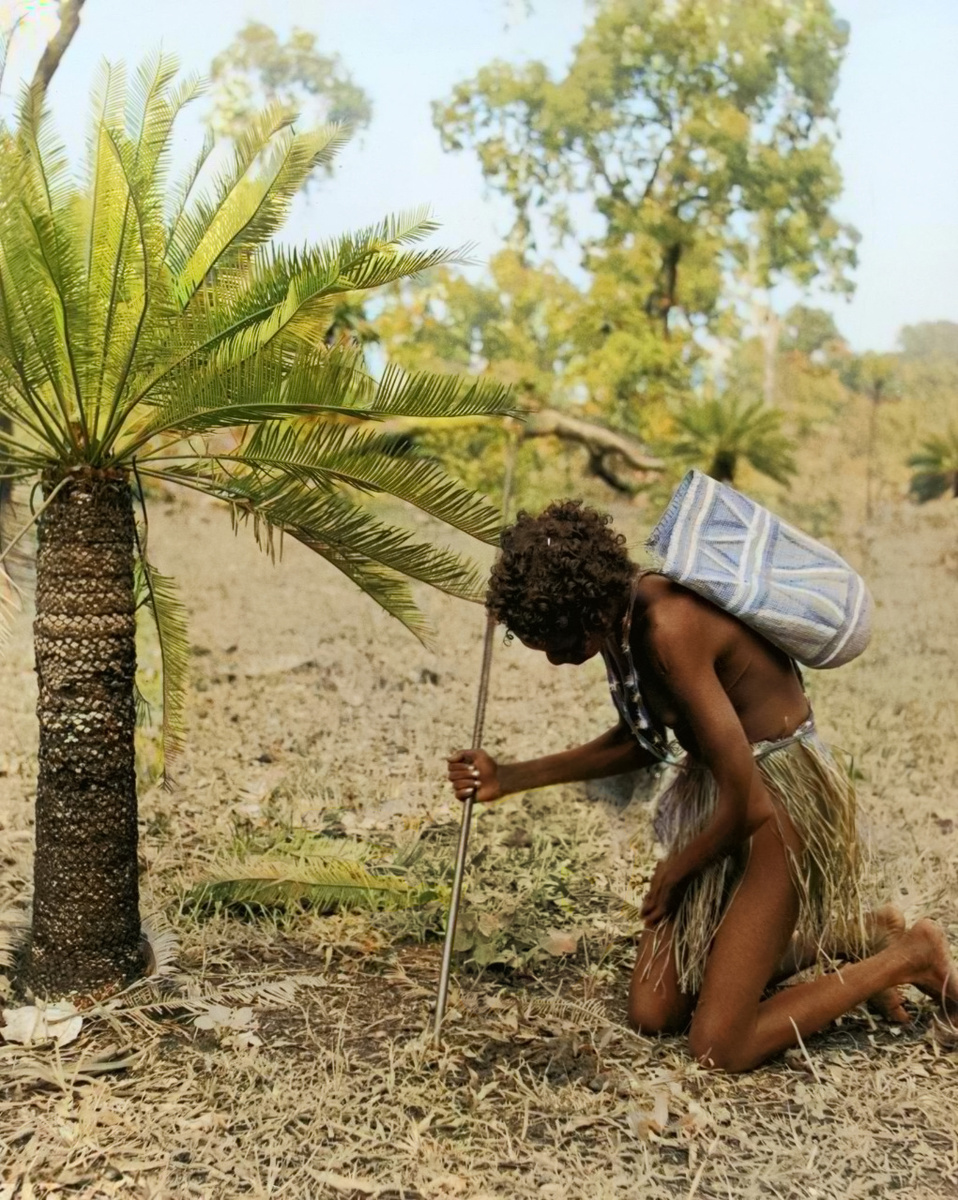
432,432,517,1047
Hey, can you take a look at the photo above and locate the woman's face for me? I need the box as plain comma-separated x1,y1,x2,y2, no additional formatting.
518,627,605,666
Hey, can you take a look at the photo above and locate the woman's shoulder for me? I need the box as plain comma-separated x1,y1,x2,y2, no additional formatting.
637,574,735,656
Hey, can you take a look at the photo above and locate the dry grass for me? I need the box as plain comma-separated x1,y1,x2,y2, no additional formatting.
1,490,956,1199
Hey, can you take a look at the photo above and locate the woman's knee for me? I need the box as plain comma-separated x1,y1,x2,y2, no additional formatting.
628,980,690,1035
687,1011,751,1073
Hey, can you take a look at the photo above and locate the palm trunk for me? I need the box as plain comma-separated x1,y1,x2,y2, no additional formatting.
710,450,737,484
22,470,143,997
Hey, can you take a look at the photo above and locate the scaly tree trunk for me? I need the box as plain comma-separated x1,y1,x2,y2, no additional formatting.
22,470,143,997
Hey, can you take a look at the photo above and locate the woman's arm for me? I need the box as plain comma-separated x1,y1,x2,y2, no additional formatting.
447,722,657,804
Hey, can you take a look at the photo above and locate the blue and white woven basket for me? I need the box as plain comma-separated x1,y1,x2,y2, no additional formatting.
647,470,873,669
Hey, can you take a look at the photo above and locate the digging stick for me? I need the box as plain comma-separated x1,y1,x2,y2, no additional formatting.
433,431,517,1046
432,610,496,1044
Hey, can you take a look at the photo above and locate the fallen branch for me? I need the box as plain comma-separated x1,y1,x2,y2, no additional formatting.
372,408,664,493
524,408,664,474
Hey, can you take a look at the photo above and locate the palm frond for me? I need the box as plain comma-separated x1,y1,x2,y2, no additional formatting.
130,349,513,453
216,419,503,544
908,425,958,503
169,114,346,306
525,996,620,1032
671,395,796,485
186,855,438,914
134,552,190,783
0,53,511,662
262,832,377,863
226,475,487,600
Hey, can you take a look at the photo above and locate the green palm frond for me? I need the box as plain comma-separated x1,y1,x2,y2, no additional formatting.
670,395,796,486
227,477,487,599
134,553,190,782
169,112,347,305
210,420,503,543
187,855,439,914
262,832,376,863
908,425,958,503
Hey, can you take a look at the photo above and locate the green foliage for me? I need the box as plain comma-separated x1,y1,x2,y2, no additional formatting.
186,831,443,916
134,553,189,783
669,395,796,486
407,0,859,496
840,351,900,402
380,250,581,406
376,249,677,502
778,305,844,360
435,0,858,325
908,426,958,503
0,56,515,762
378,796,617,971
899,321,958,362
208,21,372,160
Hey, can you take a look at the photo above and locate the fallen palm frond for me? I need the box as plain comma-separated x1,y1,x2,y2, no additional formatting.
185,833,445,916
525,995,626,1035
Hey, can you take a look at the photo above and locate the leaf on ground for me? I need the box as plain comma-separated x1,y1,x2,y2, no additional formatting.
1,1005,83,1047
540,929,581,956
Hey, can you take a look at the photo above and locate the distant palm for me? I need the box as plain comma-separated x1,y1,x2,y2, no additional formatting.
670,395,796,486
0,56,511,998
908,426,958,502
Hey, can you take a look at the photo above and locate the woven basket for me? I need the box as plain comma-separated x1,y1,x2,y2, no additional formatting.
647,470,873,669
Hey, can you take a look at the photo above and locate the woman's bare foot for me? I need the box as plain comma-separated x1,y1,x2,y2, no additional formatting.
901,919,958,1022
865,906,910,1024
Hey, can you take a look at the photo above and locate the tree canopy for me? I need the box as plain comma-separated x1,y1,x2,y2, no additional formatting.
209,21,372,155
435,0,858,338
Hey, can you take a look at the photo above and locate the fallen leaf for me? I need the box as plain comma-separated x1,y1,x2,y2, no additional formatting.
1,1004,83,1047
540,929,580,956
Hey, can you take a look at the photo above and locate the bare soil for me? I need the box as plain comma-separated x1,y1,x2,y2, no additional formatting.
1,490,956,1199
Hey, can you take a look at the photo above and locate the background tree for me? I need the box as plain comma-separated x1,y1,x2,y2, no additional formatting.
908,426,958,502
209,21,371,159
668,395,796,487
724,304,850,439
841,352,900,519
434,0,858,440
899,320,958,363
377,250,664,500
0,59,511,999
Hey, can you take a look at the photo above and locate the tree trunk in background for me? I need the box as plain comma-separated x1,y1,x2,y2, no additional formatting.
710,450,737,484
22,471,143,997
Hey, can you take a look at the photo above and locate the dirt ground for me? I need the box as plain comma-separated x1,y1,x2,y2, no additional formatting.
1,488,957,1199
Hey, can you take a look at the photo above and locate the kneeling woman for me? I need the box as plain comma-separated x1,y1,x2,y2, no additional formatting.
447,500,957,1072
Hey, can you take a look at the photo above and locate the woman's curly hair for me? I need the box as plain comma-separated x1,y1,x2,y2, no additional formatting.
486,500,634,649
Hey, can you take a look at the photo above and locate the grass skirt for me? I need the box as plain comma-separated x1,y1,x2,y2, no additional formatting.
653,718,870,994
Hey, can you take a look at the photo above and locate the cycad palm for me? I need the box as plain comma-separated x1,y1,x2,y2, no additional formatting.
670,395,796,486
908,426,958,502
0,57,511,999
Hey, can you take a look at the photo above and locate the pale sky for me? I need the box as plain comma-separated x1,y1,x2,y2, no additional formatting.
3,0,956,352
